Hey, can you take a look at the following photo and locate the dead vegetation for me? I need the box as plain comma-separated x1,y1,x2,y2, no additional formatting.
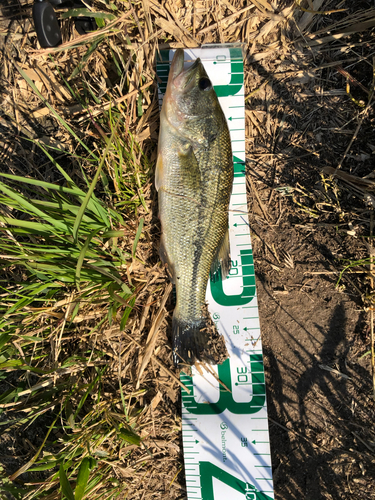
0,0,375,499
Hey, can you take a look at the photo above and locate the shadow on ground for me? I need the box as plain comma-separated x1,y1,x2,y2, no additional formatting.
256,265,374,500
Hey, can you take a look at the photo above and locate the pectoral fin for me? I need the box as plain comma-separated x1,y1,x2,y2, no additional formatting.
156,144,200,192
178,142,201,191
210,228,231,280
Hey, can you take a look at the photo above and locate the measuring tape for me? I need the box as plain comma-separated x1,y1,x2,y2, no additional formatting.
157,44,274,500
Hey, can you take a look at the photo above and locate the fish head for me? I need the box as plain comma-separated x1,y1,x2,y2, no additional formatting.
163,49,225,148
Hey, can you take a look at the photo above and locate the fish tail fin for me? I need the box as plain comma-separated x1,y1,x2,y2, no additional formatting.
172,315,228,366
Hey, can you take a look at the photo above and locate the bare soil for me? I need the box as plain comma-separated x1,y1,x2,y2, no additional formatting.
244,16,375,492
255,224,374,499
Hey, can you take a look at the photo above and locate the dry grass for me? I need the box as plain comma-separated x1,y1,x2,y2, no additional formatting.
0,0,375,499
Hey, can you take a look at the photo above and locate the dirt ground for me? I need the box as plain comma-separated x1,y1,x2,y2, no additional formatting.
1,1,375,499
255,225,374,499
244,8,375,495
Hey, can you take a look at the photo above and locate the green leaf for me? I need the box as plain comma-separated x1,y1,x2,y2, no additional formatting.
102,230,125,238
81,262,129,291
19,335,45,343
16,65,98,161
0,182,69,233
28,461,60,472
61,8,115,20
0,359,23,371
72,129,115,242
33,141,80,187
70,302,80,323
0,361,45,373
76,229,100,286
359,350,371,358
73,368,104,419
96,17,106,28
29,144,108,221
10,413,60,481
0,218,52,235
120,295,136,331
108,282,130,303
0,386,24,404
137,93,143,117
132,217,144,257
70,36,105,79
118,426,140,446
0,482,26,500
0,172,86,198
59,464,75,500
75,457,91,500
0,332,11,350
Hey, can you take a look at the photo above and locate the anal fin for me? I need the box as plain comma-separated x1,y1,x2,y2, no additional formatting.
159,236,176,284
210,228,231,280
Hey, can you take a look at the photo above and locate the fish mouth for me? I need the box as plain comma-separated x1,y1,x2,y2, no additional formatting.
170,49,201,90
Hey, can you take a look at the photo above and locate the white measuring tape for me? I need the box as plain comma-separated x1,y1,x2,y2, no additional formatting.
157,44,274,500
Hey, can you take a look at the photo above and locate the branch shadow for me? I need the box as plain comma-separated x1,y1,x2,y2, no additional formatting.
258,275,374,500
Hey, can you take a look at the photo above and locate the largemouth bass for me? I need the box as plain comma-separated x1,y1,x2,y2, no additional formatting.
156,49,233,365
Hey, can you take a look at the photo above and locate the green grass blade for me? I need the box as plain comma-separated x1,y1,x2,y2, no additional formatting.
120,295,136,331
0,333,12,350
132,217,144,257
72,129,116,242
82,263,131,292
70,36,106,79
76,229,100,286
73,369,103,419
360,350,371,358
74,457,91,500
32,141,85,188
61,8,115,20
0,172,86,197
102,230,125,238
59,464,75,500
0,171,106,222
118,426,140,445
16,65,98,161
0,182,69,233
9,413,60,480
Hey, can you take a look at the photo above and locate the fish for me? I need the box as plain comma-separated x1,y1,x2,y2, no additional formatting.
156,49,233,366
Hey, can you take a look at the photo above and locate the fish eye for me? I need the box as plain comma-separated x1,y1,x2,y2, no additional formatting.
198,77,212,91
